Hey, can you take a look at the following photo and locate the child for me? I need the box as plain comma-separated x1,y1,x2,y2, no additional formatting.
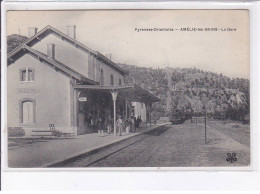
125,118,130,134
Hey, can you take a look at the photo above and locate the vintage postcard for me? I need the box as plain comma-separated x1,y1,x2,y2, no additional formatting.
4,9,250,169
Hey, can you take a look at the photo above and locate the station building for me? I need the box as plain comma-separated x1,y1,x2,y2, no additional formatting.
7,25,160,136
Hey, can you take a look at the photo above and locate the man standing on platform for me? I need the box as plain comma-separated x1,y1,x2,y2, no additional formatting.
134,117,137,132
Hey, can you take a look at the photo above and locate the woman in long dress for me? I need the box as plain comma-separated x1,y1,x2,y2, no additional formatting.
116,116,123,136
106,115,112,134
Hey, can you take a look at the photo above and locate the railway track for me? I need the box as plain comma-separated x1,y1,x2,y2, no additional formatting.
50,125,170,167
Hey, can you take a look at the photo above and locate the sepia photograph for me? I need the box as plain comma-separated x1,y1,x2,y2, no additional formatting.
5,9,250,168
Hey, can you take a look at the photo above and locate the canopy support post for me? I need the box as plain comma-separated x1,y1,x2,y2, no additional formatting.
148,103,152,126
145,102,148,127
111,91,118,136
125,98,128,119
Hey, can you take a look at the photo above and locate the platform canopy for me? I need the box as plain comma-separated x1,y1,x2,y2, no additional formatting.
73,84,160,103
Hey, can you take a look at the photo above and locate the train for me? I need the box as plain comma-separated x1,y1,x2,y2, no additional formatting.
168,109,192,124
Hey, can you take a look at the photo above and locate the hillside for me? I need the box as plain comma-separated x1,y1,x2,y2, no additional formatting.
119,63,249,121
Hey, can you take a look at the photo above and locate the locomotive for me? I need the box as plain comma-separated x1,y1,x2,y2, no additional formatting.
168,108,192,124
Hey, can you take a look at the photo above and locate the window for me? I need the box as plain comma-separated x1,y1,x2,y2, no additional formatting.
100,69,104,85
21,69,27,81
28,69,34,81
20,68,35,82
110,74,114,86
20,99,36,125
119,78,122,86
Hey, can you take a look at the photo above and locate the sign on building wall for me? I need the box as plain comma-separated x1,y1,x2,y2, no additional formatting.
78,97,87,102
16,88,40,93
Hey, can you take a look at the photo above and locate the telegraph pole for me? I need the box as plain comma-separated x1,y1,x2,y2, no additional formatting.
166,66,174,113
202,92,208,145
204,108,207,144
196,112,198,127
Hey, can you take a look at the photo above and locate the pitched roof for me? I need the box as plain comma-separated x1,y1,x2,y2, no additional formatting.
8,45,98,85
8,25,129,75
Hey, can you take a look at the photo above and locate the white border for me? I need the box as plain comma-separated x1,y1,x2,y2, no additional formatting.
1,1,260,190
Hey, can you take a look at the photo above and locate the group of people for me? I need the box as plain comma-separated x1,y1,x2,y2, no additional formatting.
97,115,142,137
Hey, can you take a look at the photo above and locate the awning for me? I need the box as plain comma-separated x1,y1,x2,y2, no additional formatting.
73,84,160,103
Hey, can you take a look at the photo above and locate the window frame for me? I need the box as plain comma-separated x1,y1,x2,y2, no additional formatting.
19,67,35,83
100,68,104,85
110,74,114,86
27,68,35,82
19,68,27,82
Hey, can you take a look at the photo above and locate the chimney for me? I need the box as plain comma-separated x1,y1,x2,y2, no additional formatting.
67,25,76,39
47,43,55,59
28,27,38,38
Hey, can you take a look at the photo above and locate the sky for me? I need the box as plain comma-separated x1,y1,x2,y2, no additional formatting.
7,10,249,79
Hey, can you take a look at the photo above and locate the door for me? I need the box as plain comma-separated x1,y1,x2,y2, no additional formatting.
22,101,34,124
